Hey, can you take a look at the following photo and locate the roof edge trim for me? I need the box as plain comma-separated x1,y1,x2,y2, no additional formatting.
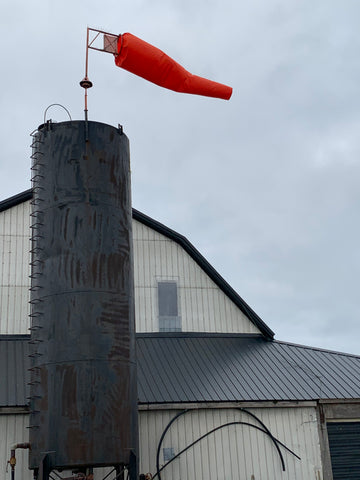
133,208,274,338
136,332,265,339
0,189,32,212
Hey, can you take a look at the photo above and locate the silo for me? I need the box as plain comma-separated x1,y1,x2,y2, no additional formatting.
28,120,138,478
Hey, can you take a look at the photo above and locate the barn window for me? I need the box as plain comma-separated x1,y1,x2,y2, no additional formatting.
158,281,181,331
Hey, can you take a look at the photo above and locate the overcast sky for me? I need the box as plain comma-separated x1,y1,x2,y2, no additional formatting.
1,0,360,354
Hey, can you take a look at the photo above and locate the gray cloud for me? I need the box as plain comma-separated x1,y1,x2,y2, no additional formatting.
1,0,360,353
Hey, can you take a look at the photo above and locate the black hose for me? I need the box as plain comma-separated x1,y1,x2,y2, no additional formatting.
155,409,188,480
238,408,285,471
153,421,292,479
153,407,300,479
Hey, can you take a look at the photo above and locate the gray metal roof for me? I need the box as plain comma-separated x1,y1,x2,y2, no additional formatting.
136,333,360,403
0,335,30,406
2,333,360,407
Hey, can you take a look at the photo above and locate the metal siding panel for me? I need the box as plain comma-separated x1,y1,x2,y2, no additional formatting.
0,341,9,405
284,345,343,398
193,338,238,401
133,220,260,334
312,350,360,398
0,338,29,406
4,335,360,407
141,338,184,402
0,414,32,480
267,343,315,399
135,335,360,403
0,204,260,336
277,343,330,398
327,422,360,479
0,286,29,334
181,286,190,331
138,407,322,480
252,343,304,399
0,201,30,335
209,338,262,400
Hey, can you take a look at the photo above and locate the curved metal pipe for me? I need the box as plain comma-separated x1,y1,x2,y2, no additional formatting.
7,443,30,480
43,104,72,124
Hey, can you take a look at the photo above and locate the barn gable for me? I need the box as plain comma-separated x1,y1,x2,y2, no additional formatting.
0,190,272,337
2,190,360,480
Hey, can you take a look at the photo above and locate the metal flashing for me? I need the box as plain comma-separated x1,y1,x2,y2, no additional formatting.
0,189,32,212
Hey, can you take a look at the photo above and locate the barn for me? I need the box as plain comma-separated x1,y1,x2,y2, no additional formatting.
1,188,360,480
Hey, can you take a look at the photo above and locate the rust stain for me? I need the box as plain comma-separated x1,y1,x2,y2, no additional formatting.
59,364,79,421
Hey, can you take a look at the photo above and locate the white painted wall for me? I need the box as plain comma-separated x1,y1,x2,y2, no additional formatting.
0,202,30,334
0,413,114,480
139,406,323,480
133,219,260,334
0,200,260,335
0,413,32,480
1,407,323,480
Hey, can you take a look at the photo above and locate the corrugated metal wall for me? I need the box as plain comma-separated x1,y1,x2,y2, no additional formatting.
1,407,323,480
327,421,360,479
0,202,30,334
138,407,323,480
0,414,32,480
0,414,117,480
0,200,260,335
133,220,260,334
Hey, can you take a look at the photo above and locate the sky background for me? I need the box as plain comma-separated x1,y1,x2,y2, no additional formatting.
1,0,360,354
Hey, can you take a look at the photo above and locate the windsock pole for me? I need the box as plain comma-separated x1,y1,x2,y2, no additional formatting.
80,27,117,126
79,28,92,133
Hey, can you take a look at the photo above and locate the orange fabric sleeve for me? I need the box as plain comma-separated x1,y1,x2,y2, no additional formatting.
115,33,232,100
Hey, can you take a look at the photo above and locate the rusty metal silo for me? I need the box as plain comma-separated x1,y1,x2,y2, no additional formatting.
29,120,138,479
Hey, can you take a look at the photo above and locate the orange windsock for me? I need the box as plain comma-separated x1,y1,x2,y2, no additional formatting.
114,33,232,100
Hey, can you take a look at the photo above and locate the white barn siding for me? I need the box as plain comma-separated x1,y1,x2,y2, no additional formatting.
133,220,260,334
138,407,323,480
0,200,259,335
0,202,30,334
0,414,113,480
0,407,323,480
0,413,32,480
